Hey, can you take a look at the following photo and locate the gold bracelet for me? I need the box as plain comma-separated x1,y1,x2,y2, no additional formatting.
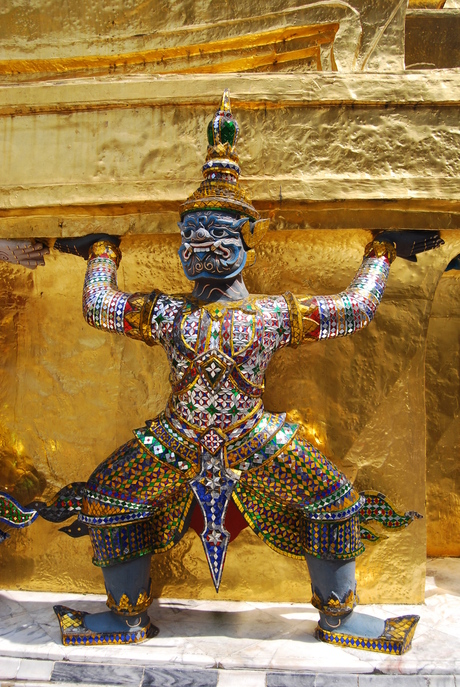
140,291,161,346
283,291,303,347
364,239,397,265
89,240,122,267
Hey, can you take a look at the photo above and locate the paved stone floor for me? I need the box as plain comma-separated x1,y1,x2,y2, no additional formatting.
0,559,459,686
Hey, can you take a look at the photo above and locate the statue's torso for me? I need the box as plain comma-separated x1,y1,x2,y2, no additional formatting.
150,294,292,433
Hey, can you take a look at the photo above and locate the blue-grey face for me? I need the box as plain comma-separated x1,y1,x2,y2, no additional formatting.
178,211,247,281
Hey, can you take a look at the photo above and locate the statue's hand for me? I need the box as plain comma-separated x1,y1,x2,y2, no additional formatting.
0,239,49,269
375,231,444,262
54,234,120,260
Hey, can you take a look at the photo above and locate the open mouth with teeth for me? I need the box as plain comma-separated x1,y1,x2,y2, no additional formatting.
179,237,245,278
181,238,234,261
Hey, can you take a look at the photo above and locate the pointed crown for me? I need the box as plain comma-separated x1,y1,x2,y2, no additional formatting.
180,90,261,222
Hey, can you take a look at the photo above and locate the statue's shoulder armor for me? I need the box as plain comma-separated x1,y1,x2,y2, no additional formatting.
123,290,189,345
151,292,188,324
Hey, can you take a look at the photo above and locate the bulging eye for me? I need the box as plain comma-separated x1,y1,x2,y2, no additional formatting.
211,228,226,238
182,228,193,240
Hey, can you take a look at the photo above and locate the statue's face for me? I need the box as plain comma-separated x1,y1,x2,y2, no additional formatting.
178,211,247,281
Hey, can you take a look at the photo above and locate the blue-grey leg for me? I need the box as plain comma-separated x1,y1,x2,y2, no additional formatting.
53,554,158,645
305,554,384,636
305,554,420,654
84,555,153,633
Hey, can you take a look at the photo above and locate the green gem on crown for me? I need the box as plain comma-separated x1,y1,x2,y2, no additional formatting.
207,89,239,148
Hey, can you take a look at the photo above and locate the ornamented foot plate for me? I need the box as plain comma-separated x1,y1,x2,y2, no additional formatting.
315,614,420,655
53,605,159,646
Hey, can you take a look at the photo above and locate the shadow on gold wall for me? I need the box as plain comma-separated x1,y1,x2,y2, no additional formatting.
426,267,460,556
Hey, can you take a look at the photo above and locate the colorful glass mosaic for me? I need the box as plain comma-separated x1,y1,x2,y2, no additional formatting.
78,227,402,586
53,605,158,646
0,491,38,530
315,614,420,655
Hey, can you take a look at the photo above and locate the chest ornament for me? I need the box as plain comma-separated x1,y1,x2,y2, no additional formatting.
197,350,234,390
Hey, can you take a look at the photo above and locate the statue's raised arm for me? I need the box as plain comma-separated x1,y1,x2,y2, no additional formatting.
287,238,396,345
288,230,443,345
82,239,159,344
55,233,163,345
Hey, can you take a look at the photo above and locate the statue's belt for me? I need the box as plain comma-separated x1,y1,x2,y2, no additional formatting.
132,411,297,477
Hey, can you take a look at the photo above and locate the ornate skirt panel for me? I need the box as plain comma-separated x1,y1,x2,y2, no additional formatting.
87,488,194,567
237,431,363,520
81,417,363,566
83,436,196,565
85,438,190,507
232,430,364,560
232,486,305,559
232,487,363,560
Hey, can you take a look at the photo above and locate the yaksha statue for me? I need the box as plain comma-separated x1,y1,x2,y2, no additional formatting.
0,91,441,653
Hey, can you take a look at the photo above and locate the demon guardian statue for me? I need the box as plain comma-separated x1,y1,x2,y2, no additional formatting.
1,92,441,653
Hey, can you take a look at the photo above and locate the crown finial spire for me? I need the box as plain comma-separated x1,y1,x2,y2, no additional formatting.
180,91,259,220
220,89,231,112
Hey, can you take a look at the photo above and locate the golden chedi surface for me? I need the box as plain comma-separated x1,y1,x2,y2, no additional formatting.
0,0,407,76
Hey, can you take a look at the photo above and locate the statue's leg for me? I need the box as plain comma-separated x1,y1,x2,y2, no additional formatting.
54,435,195,645
84,554,152,633
305,553,385,636
54,436,178,645
304,516,420,654
235,429,419,654
53,519,158,645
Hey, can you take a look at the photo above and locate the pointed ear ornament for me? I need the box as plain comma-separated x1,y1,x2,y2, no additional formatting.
241,219,270,249
245,249,256,267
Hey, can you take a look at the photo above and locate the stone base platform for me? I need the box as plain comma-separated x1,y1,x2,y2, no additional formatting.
0,559,459,686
